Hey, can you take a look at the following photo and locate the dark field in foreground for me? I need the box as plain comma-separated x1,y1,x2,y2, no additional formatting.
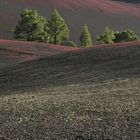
0,42,140,139
0,82,140,140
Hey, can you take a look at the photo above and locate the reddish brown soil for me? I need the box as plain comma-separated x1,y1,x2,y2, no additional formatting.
0,0,140,41
93,40,140,48
42,0,140,17
1,39,140,65
0,39,79,64
21,0,140,17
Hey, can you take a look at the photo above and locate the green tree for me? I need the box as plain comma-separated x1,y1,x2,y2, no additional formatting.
97,27,115,44
80,25,93,47
14,9,49,42
114,30,139,43
49,9,69,44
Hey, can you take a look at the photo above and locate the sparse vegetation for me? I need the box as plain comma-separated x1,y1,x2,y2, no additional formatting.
14,9,140,47
1,3,140,139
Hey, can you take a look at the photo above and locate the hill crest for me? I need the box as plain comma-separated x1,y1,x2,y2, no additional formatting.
0,0,140,41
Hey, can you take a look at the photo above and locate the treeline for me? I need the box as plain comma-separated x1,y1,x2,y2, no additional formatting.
14,9,72,45
14,9,139,47
97,27,139,44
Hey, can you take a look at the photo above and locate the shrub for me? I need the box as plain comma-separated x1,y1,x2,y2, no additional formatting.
97,27,139,44
96,27,115,44
114,30,139,43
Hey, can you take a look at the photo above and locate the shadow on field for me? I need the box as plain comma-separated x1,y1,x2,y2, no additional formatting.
0,44,140,94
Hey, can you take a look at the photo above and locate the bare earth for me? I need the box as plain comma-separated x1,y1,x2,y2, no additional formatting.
0,40,140,139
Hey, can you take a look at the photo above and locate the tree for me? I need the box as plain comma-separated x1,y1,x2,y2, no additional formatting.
49,9,69,45
97,27,116,44
14,9,49,42
80,25,93,47
114,30,139,43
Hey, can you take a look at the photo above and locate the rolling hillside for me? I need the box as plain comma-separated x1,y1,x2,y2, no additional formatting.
0,41,140,139
0,0,140,42
0,41,140,93
0,1,140,139
0,39,79,69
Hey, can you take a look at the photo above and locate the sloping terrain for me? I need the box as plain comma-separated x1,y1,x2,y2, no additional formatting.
114,0,140,4
0,41,140,92
0,39,79,69
0,42,140,139
0,0,140,42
